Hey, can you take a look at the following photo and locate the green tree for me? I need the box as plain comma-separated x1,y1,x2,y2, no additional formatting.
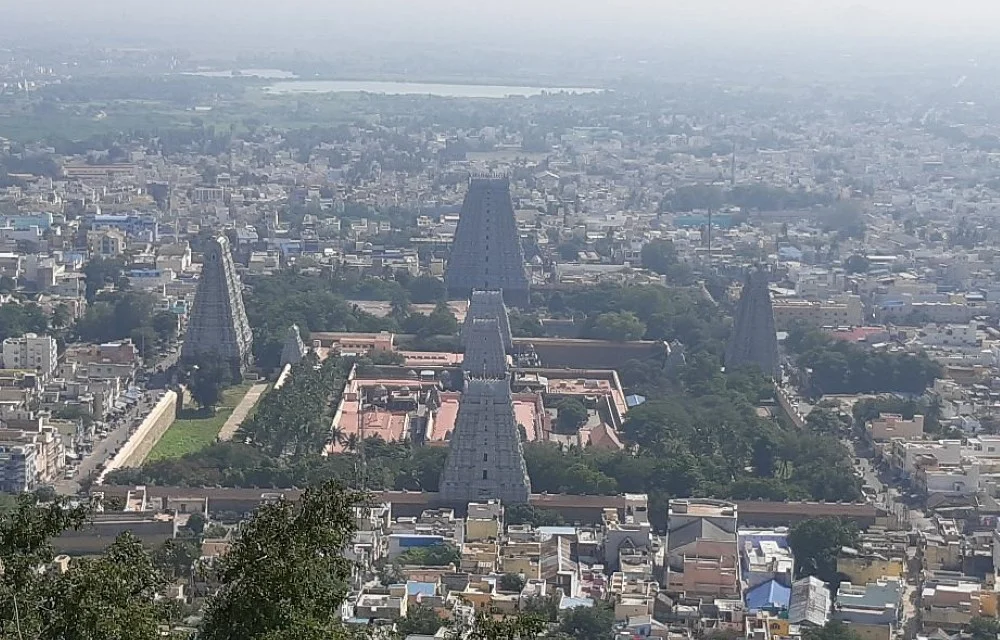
805,407,848,436
557,242,582,261
967,616,1000,640
557,603,616,640
199,481,363,640
589,311,646,341
83,255,128,302
33,485,57,502
422,302,459,336
405,275,446,304
188,356,231,409
396,606,444,636
396,544,461,567
640,239,679,274
844,254,870,274
555,398,588,433
151,311,179,342
152,538,199,579
463,613,547,640
803,621,862,640
0,494,173,639
36,533,170,640
505,504,566,527
499,573,526,593
185,511,207,536
50,303,72,332
789,518,859,584
0,303,49,342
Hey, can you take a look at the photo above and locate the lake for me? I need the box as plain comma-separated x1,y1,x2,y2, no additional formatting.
261,80,601,98
185,68,298,79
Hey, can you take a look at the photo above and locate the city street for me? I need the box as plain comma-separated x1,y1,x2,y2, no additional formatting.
53,391,160,495
53,348,179,496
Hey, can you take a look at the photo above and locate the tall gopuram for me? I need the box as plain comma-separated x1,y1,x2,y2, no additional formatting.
461,319,508,379
724,268,780,378
438,378,532,506
463,289,513,354
439,291,531,506
181,235,254,379
279,324,307,368
444,175,529,307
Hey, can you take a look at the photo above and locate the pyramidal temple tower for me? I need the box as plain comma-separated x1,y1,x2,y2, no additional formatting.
439,289,530,506
463,290,513,354
279,324,307,368
181,235,254,379
438,378,532,506
725,268,779,378
445,175,529,306
462,319,508,379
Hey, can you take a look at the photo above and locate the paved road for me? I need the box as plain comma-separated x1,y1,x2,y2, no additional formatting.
53,347,180,497
53,391,160,495
217,383,268,441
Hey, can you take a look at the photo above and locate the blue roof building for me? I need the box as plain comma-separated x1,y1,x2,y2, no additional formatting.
746,579,791,614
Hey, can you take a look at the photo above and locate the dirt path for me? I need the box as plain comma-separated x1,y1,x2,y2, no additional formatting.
217,383,269,441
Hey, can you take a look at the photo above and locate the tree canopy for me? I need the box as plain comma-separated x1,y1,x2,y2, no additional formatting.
200,480,363,640
786,327,942,396
789,517,860,585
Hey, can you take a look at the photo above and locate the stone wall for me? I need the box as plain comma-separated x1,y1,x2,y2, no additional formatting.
96,390,177,483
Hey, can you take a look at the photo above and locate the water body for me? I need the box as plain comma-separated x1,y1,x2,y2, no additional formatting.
262,80,601,98
185,68,298,79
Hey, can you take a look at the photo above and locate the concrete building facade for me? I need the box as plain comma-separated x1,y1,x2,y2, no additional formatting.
2,333,58,380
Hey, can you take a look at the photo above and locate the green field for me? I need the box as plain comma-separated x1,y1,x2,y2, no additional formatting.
146,383,253,462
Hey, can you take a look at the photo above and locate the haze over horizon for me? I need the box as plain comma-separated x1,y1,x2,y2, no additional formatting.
3,0,998,56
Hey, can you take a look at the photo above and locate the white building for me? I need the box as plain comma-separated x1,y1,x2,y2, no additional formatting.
0,443,36,493
2,333,58,380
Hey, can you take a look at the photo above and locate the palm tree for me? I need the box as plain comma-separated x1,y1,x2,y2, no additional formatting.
328,425,347,450
344,433,360,455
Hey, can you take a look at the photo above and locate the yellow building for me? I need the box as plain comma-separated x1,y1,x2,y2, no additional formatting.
837,555,905,585
772,296,863,330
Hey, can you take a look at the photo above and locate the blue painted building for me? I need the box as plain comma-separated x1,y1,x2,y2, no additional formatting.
746,579,792,615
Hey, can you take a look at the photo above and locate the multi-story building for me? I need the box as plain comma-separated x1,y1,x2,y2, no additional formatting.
0,212,53,231
603,498,653,572
2,333,58,380
739,528,794,589
87,229,126,257
788,576,830,628
833,579,904,640
90,214,158,242
920,576,995,633
664,499,740,599
0,442,36,492
867,414,925,442
886,439,961,479
156,242,192,274
0,426,66,484
771,295,864,330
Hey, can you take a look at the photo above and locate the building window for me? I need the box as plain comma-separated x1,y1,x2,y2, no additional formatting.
483,453,488,462
482,470,488,480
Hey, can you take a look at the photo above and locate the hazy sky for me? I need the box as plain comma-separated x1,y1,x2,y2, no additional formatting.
3,0,998,52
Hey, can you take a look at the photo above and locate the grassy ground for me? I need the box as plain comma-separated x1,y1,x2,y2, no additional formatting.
146,383,253,462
